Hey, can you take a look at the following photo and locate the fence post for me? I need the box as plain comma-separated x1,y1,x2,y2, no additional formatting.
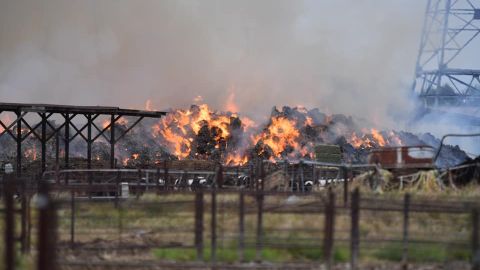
473,209,480,270
211,190,217,263
195,191,204,261
216,163,224,189
238,191,245,262
21,177,29,254
26,193,32,253
324,189,336,269
249,163,254,190
350,188,360,270
163,161,169,190
137,169,142,199
402,193,411,270
256,190,264,262
4,177,15,270
37,182,57,270
343,166,349,207
260,161,265,191
299,161,305,192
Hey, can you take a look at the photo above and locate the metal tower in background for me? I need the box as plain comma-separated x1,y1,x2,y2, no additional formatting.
413,0,480,107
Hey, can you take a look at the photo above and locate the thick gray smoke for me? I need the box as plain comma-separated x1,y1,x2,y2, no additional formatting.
0,0,424,126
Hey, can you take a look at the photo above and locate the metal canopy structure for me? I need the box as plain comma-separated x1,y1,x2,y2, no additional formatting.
0,102,166,176
413,0,480,107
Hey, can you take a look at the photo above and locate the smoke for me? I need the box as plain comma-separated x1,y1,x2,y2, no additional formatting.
0,0,424,126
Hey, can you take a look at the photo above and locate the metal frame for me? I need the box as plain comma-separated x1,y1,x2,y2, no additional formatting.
0,102,165,176
413,0,480,106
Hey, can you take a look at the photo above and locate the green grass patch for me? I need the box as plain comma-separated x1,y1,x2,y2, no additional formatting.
153,248,197,262
334,246,350,262
373,243,471,262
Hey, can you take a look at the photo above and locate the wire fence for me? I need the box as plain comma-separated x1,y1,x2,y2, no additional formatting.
1,174,480,269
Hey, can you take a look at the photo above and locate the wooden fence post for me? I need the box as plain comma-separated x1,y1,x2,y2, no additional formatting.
216,164,224,189
195,191,204,261
324,189,336,269
402,193,411,270
343,166,349,207
37,182,57,270
163,161,169,190
256,190,264,262
211,190,217,263
20,177,29,254
350,188,360,270
238,191,245,262
4,177,15,270
115,170,121,208
137,169,142,199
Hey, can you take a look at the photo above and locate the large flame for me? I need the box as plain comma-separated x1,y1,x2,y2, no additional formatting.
152,102,400,165
347,128,402,148
152,104,250,163
253,116,300,158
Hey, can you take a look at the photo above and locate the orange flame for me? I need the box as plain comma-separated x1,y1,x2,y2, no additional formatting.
153,104,247,162
224,88,239,113
252,117,300,158
0,114,12,133
25,144,38,160
348,129,389,148
371,129,386,147
225,153,248,165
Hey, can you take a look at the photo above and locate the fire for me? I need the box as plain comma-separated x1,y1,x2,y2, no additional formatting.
349,132,363,148
253,117,300,158
153,104,248,162
240,116,256,129
225,153,248,165
102,117,128,129
371,129,385,147
155,125,192,158
0,114,12,133
24,144,38,161
102,119,110,129
149,102,402,165
224,88,239,113
348,129,396,149
122,153,141,166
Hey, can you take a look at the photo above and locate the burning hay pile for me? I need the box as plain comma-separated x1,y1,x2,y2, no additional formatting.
151,104,468,168
0,104,469,169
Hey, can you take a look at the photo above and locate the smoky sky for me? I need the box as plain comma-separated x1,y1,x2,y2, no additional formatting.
0,0,425,126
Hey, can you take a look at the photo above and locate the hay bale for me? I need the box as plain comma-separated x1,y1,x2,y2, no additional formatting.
353,168,393,193
264,170,289,191
315,144,342,164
